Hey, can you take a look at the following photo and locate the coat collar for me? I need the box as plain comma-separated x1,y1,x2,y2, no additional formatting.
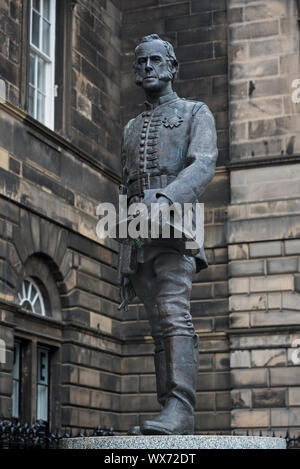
144,92,178,110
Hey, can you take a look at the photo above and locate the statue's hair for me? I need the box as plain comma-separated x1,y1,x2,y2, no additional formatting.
135,34,178,66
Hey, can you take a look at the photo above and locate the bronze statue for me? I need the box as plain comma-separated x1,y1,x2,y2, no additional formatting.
117,34,218,435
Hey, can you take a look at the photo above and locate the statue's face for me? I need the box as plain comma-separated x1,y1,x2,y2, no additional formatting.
134,41,174,91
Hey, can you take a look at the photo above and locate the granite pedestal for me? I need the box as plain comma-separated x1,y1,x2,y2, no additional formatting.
60,435,286,449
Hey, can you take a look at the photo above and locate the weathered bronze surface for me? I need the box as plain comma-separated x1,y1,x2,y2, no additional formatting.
118,34,218,435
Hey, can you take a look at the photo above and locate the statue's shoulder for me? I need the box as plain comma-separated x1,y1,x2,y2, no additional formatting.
123,111,143,133
173,97,207,116
123,113,144,148
124,117,135,132
123,116,137,141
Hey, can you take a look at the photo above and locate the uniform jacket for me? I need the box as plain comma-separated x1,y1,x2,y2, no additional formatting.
120,91,218,273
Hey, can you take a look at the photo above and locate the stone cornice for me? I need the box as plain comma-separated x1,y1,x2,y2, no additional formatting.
0,298,18,312
226,154,300,171
215,165,228,174
228,325,300,336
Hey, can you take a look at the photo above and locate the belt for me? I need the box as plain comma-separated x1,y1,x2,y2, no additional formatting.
127,174,176,199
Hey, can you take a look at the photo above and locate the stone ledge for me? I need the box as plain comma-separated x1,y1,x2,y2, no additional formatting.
226,154,300,170
60,435,286,449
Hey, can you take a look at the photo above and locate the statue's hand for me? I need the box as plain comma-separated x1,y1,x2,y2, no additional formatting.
156,195,171,207
142,190,171,212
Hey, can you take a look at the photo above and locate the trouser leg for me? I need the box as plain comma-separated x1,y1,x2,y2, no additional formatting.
141,251,199,435
154,252,196,338
127,261,168,435
142,300,168,407
130,262,168,405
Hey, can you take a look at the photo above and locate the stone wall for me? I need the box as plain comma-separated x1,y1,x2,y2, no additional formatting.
0,0,125,431
227,0,300,436
0,0,122,173
71,0,122,173
0,110,124,429
0,0,21,106
228,166,300,435
0,303,14,419
228,0,300,161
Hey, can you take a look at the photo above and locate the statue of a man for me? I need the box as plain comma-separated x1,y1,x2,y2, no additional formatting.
117,34,218,435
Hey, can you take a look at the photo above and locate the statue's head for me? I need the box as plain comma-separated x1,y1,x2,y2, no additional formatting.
133,34,178,92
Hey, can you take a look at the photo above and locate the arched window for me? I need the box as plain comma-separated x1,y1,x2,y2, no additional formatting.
18,277,46,316
13,255,62,425
16,254,62,320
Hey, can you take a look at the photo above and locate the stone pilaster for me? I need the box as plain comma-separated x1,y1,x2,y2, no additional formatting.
227,0,300,435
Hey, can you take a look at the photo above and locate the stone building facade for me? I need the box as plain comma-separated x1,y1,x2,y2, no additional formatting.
0,0,299,436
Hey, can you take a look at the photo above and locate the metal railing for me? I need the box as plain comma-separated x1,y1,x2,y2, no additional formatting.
285,431,300,449
0,419,115,449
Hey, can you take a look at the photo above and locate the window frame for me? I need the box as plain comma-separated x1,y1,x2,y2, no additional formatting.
20,0,74,137
18,277,46,316
12,341,22,420
36,346,50,422
11,338,57,427
28,0,56,129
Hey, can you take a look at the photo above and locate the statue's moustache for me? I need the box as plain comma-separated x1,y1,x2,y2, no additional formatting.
135,70,173,86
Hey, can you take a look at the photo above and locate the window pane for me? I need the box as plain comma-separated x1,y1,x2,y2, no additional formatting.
28,86,34,116
12,343,21,419
37,57,46,92
12,343,20,380
42,19,50,55
34,297,42,315
38,350,49,384
12,381,20,418
32,10,40,48
30,284,38,302
29,52,35,85
24,279,30,297
37,348,49,422
43,0,50,20
37,385,48,421
19,278,46,315
33,0,40,12
37,92,45,123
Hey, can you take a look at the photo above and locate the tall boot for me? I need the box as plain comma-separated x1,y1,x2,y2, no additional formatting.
127,348,168,435
141,334,199,435
154,348,168,406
